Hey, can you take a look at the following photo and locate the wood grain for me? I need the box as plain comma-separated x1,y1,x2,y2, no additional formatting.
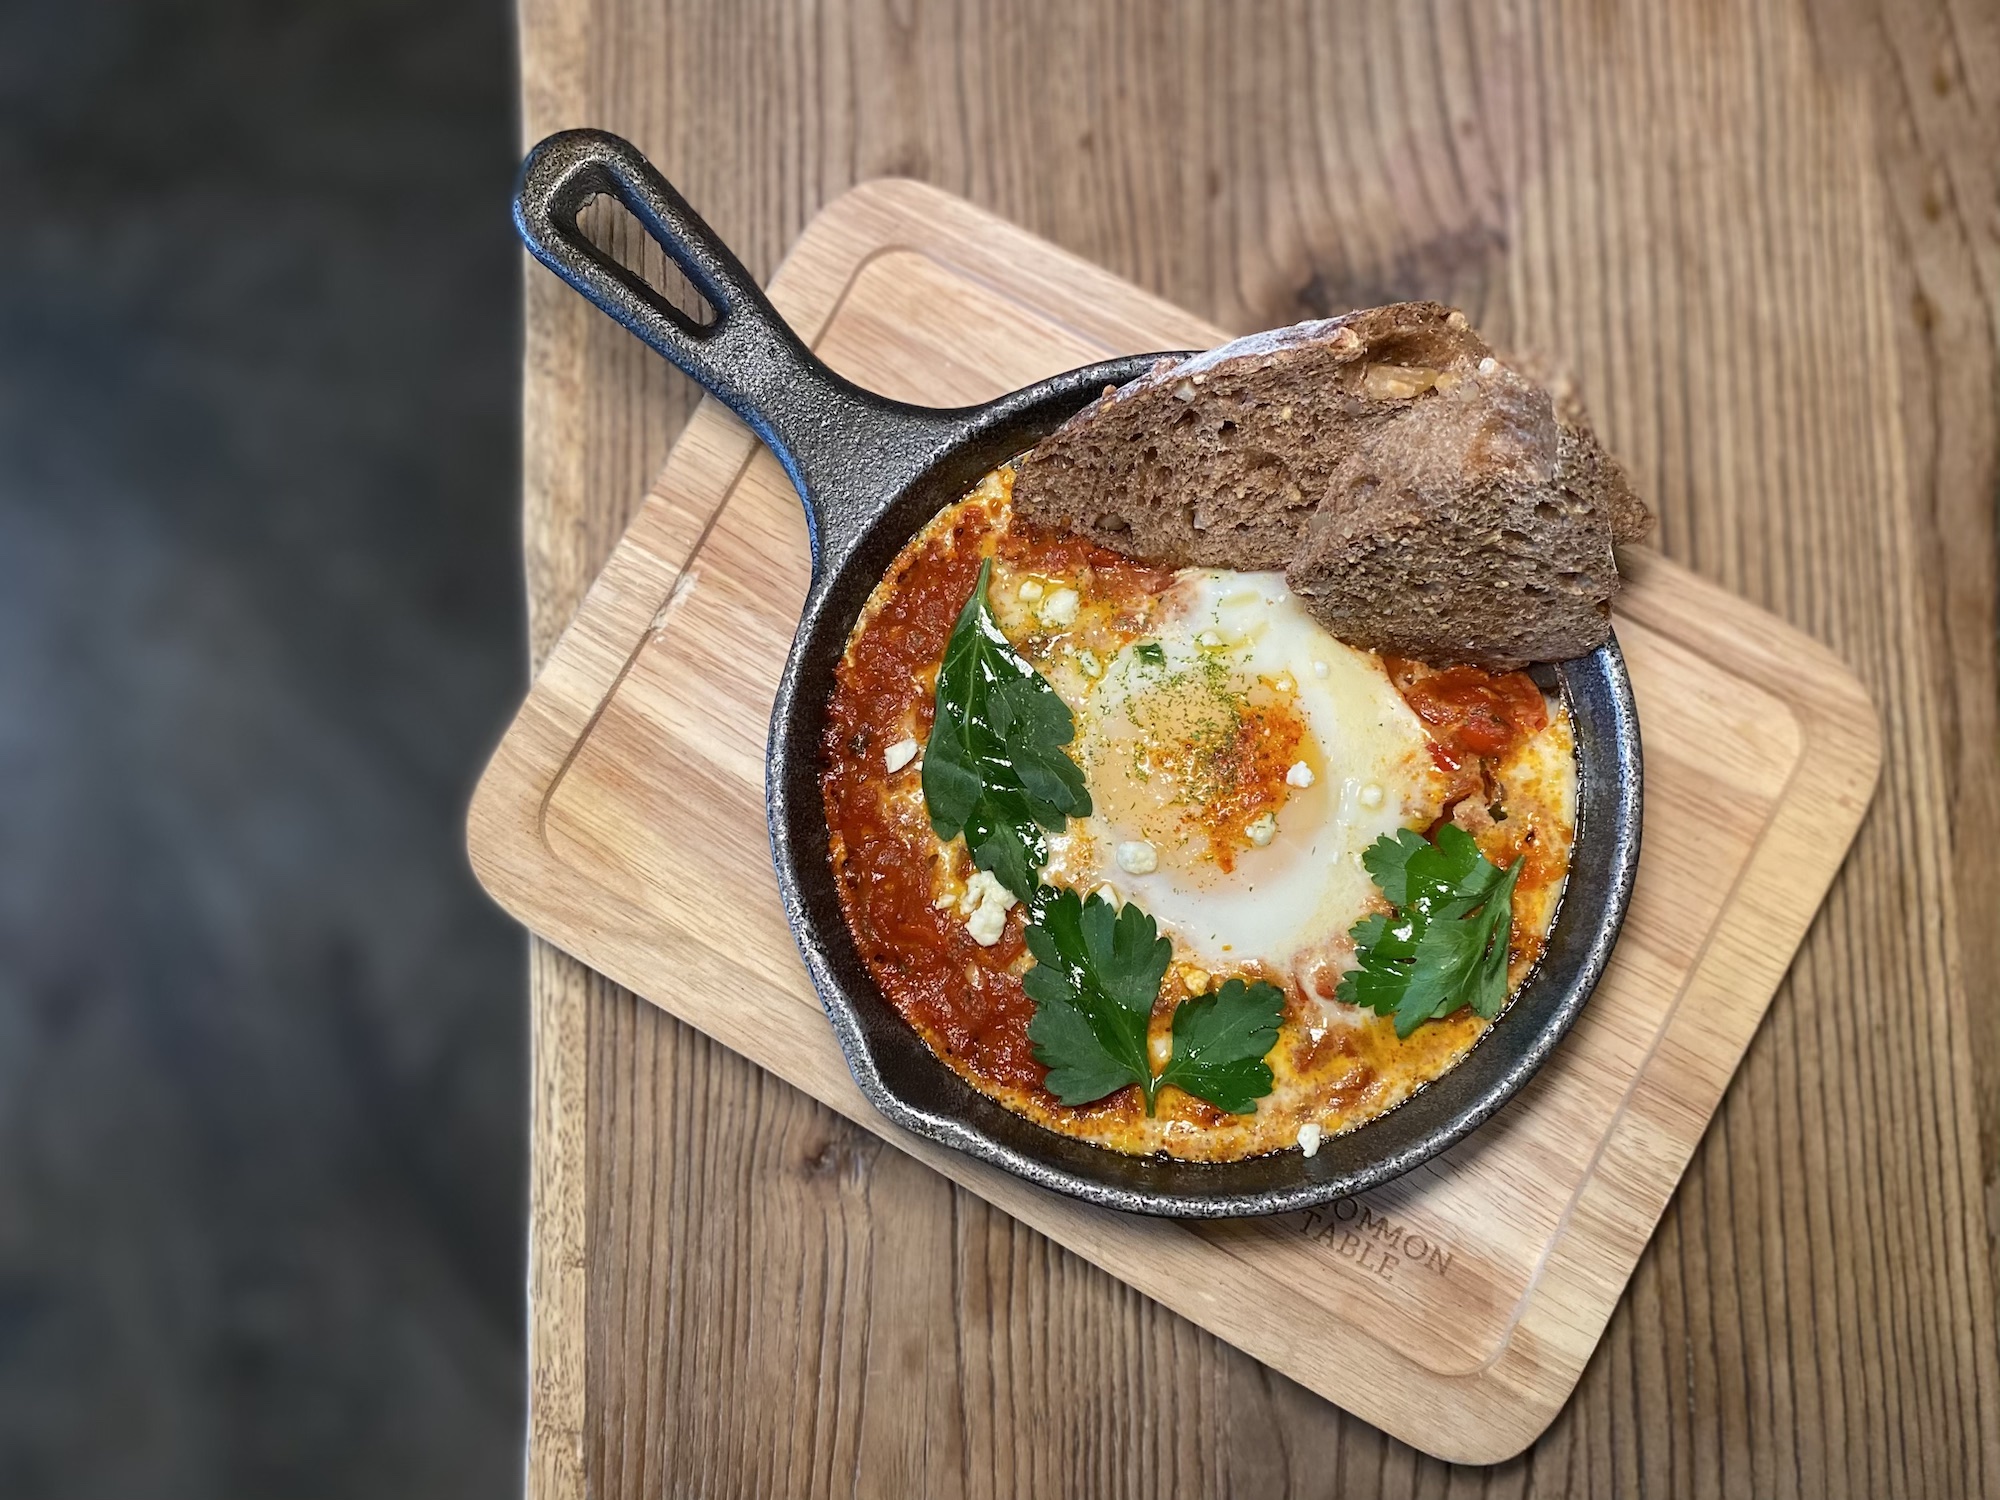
511,0,2000,1492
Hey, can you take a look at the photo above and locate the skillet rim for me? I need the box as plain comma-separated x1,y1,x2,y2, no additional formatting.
764,357,1643,1220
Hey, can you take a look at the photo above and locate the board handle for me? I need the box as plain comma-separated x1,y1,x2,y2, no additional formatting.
513,129,965,573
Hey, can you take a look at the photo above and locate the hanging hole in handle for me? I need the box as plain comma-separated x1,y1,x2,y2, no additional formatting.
574,190,718,331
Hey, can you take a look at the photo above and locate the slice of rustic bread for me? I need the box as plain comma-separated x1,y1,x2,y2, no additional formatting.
1010,303,1650,666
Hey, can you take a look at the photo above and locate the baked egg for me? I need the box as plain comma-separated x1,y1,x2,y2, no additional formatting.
1033,570,1447,1001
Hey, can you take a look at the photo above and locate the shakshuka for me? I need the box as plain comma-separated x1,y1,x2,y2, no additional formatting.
820,465,1576,1161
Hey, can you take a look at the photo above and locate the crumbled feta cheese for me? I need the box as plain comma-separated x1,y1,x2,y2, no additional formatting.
1114,840,1158,875
958,870,1009,916
1196,629,1222,648
1274,671,1296,694
1183,967,1210,995
1311,659,1330,678
1246,811,1279,846
959,870,1017,947
1076,648,1102,679
965,903,1007,947
1037,586,1079,628
1093,882,1120,907
1017,578,1044,602
1286,761,1315,789
883,737,919,773
1298,1123,1322,1157
1358,782,1385,810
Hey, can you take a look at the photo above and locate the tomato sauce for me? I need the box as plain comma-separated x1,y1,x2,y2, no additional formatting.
1386,658,1549,768
822,501,1030,1086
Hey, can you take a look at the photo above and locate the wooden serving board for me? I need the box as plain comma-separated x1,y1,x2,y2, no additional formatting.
469,181,1880,1464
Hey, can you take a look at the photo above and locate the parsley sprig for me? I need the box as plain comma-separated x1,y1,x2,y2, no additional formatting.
922,558,1091,903
1339,825,1523,1037
1024,888,1285,1115
1161,976,1291,1113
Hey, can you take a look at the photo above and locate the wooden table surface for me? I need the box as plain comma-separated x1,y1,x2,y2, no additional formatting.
511,3,2000,1495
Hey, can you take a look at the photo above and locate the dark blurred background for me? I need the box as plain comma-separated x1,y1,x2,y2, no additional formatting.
0,0,528,1496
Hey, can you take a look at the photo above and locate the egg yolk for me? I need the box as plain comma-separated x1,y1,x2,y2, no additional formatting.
1086,656,1309,876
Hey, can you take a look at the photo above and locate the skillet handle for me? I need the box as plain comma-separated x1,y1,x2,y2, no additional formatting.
513,129,964,572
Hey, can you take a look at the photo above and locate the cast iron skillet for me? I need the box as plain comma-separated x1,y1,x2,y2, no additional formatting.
513,129,1643,1218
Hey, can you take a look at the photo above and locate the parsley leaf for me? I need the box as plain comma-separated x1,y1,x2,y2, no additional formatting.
1024,888,1285,1115
1157,977,1287,1114
923,559,1091,903
1339,824,1522,1037
1023,887,1167,1109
